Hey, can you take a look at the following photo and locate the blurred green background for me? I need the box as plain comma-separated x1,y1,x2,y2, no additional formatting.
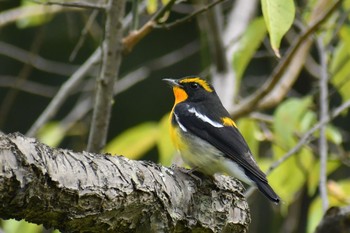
1,0,350,233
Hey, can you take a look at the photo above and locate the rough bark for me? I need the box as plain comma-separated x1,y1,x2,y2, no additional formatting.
314,206,350,233
0,133,250,233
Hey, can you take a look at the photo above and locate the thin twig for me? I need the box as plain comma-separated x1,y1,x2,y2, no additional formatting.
69,9,100,61
26,48,101,137
25,5,145,137
131,0,139,30
257,24,313,109
87,0,126,152
249,112,274,124
31,0,107,10
122,0,176,53
0,32,44,128
0,4,67,28
0,75,56,98
0,41,78,76
231,0,342,119
245,99,350,200
266,99,350,175
154,0,227,29
317,36,329,213
151,0,177,22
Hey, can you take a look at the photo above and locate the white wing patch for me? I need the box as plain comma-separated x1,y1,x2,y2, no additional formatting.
188,107,223,128
174,113,188,132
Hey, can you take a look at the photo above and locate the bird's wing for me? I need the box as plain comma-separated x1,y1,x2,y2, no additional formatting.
175,104,268,183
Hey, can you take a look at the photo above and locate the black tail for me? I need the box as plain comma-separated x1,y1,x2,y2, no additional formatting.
255,180,280,204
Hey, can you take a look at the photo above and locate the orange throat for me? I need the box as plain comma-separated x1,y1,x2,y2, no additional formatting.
173,87,188,104
169,87,188,150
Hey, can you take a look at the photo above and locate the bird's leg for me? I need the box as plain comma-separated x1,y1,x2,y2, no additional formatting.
171,164,206,185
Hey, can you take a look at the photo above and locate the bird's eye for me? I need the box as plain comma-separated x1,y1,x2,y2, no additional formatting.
190,82,200,89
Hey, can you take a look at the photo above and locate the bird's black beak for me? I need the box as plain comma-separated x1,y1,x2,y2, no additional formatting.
162,78,181,87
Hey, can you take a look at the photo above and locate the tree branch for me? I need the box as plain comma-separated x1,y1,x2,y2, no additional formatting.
0,133,250,233
154,0,227,30
316,36,329,213
87,0,126,152
315,206,350,233
0,41,78,76
25,2,141,138
31,0,107,10
0,75,56,97
0,4,69,28
26,48,101,137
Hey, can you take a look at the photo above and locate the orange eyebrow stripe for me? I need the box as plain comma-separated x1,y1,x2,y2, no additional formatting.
180,78,213,92
221,117,237,128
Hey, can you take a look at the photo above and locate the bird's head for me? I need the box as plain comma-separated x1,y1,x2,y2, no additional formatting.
163,77,217,104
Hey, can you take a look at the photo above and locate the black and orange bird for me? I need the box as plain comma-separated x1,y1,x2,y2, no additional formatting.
163,76,280,204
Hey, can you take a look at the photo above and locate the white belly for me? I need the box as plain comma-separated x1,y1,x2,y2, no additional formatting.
178,131,253,185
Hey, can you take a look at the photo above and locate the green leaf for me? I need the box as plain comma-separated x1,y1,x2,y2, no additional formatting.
271,97,316,211
237,118,260,157
2,219,42,233
330,26,350,73
344,0,350,10
340,23,350,47
299,111,316,133
307,160,340,196
273,97,312,151
157,113,176,166
105,122,158,160
261,0,295,57
146,0,158,14
233,17,267,86
269,146,314,213
331,59,350,101
325,125,342,145
330,26,350,102
329,42,348,74
17,1,54,28
37,122,65,147
307,198,323,233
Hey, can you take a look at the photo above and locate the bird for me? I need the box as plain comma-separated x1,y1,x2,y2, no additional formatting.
163,76,280,204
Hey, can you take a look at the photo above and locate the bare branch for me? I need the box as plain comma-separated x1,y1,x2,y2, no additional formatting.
0,4,74,28
122,0,176,53
25,2,144,137
316,36,329,212
0,133,250,232
315,206,350,233
69,9,100,61
87,0,126,152
0,41,78,76
0,75,56,97
26,48,101,137
257,36,313,109
31,0,107,10
155,0,227,30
